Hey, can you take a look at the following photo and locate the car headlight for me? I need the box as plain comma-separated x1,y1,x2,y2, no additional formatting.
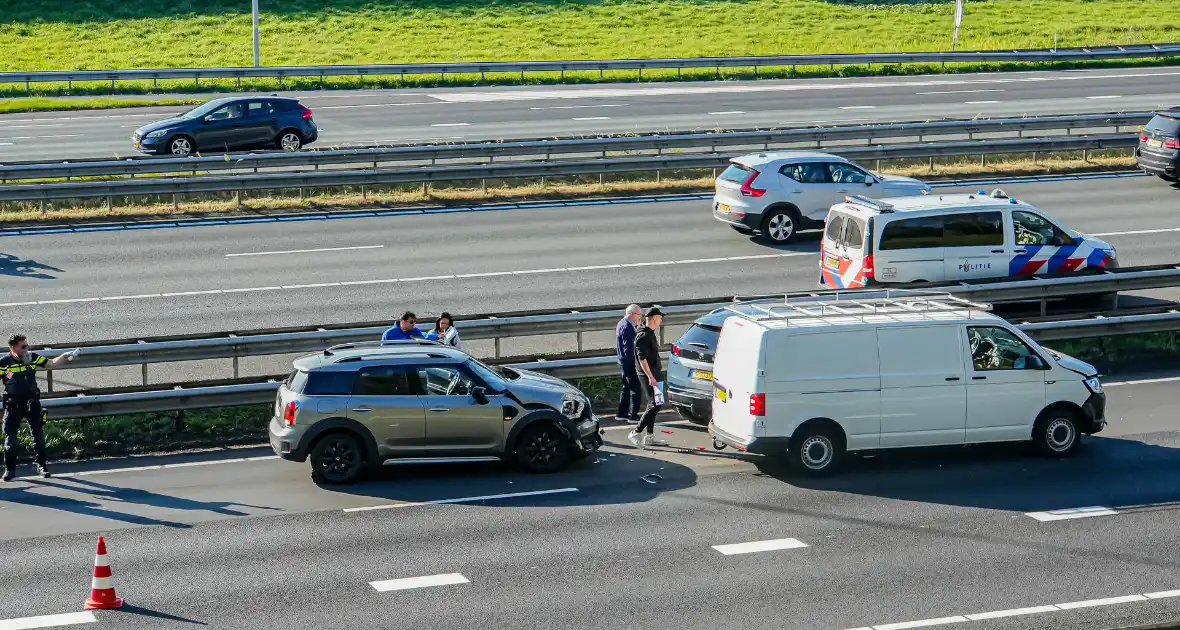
1102,248,1117,261
144,129,168,140
561,394,587,419
1084,376,1103,395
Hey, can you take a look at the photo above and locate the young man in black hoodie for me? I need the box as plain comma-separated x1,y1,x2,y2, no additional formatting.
628,307,668,449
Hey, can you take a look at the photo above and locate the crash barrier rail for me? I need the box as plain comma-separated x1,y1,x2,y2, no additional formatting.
31,263,1180,391
3,42,1178,92
0,135,1139,205
0,112,1151,182
35,308,1180,419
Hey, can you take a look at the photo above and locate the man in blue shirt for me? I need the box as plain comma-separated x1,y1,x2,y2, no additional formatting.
382,311,425,343
614,304,642,422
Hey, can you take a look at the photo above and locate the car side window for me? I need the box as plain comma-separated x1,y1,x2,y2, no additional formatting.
1013,211,1073,247
247,101,275,118
782,163,829,184
967,326,1042,371
416,366,475,396
878,216,944,250
207,103,245,121
826,163,870,184
943,212,1004,247
302,371,355,395
355,366,413,396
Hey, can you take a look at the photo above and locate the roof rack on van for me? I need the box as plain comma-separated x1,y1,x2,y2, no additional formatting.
844,195,894,212
323,339,441,355
724,289,991,321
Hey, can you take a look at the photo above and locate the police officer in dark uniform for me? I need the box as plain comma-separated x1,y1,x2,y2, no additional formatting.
0,334,80,481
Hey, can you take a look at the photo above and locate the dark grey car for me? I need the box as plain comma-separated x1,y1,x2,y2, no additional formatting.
667,303,771,425
1136,109,1180,181
132,96,319,156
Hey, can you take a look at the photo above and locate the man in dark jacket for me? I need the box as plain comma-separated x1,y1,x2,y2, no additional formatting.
614,304,642,422
629,307,668,449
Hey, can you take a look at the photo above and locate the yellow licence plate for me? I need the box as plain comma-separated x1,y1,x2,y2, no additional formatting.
1148,138,1163,148
133,141,140,149
691,370,713,381
715,388,727,402
825,254,840,268
717,203,731,213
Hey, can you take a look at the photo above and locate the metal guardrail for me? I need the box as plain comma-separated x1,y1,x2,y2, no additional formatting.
0,135,1137,204
3,42,1178,91
0,112,1149,181
32,264,1180,391
37,309,1180,418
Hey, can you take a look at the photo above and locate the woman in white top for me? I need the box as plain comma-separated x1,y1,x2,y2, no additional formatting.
428,312,462,350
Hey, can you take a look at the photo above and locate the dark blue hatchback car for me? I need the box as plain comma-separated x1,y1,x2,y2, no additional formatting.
132,96,319,155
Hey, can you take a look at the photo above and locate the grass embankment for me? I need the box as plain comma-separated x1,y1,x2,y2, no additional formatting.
14,329,1180,461
0,0,1177,98
0,151,1138,225
0,96,202,115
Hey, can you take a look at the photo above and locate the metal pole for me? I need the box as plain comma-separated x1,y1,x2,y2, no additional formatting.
252,0,261,68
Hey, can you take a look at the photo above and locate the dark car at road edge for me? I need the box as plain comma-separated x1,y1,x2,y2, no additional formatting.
1136,108,1180,182
132,96,319,156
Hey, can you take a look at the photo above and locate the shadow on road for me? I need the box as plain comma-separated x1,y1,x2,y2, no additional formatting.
0,252,63,280
113,605,206,625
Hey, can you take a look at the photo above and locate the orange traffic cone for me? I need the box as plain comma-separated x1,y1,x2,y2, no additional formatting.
83,536,123,610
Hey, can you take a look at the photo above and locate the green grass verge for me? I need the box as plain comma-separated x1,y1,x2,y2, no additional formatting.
14,329,1175,462
1,1,1178,98
0,96,203,114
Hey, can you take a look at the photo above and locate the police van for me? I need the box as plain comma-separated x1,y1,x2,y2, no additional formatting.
708,292,1107,475
819,190,1118,289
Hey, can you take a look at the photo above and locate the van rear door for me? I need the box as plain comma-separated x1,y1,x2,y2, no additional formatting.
710,317,766,442
820,209,870,288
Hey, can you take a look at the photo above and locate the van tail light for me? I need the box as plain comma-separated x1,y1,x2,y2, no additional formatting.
749,393,766,416
1166,138,1180,149
283,401,298,427
740,171,766,197
862,254,875,279
671,345,681,356
299,104,314,120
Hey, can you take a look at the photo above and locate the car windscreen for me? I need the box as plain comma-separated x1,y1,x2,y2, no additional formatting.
464,359,509,393
719,163,753,184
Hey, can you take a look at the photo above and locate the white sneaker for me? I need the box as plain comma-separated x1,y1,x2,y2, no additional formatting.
627,431,644,449
614,415,630,422
644,434,668,447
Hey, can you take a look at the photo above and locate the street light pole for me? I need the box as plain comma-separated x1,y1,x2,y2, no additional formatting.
252,0,260,67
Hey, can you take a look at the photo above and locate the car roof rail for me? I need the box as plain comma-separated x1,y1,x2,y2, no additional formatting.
323,339,440,356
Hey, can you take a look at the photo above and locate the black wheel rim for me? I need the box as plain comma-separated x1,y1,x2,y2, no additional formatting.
315,439,358,482
521,428,560,466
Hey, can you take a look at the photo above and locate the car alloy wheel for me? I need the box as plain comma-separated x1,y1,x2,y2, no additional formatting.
766,212,795,243
169,137,192,156
280,133,302,151
517,423,570,473
312,436,361,483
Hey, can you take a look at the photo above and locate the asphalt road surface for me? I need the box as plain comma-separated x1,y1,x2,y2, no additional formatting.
0,372,1178,629
0,67,1177,161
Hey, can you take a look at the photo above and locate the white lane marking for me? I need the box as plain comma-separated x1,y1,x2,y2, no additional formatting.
370,573,469,593
0,134,81,141
914,89,1005,95
0,143,11,146
1090,226,1180,237
1107,375,1180,387
0,113,171,125
315,102,444,110
427,69,1180,102
1054,594,1147,609
964,100,1001,104
529,103,629,110
344,487,579,513
1087,95,1122,99
839,106,876,110
1025,506,1118,521
226,245,385,257
572,116,611,121
963,606,1058,621
4,252,811,308
0,612,97,629
712,538,809,555
708,111,746,115
846,588,1180,630
54,455,279,478
430,122,470,127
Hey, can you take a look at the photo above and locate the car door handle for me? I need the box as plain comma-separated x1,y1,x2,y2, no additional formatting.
428,407,449,413
351,407,372,412
836,189,849,194
971,376,987,380
791,189,803,194
945,377,960,381
990,249,1005,253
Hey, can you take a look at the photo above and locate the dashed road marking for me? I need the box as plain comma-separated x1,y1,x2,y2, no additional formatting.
839,105,876,110
225,245,385,257
529,103,629,110
712,538,809,555
572,116,611,121
914,89,1004,95
1026,506,1118,522
1090,226,1180,237
0,611,97,629
430,122,470,127
964,100,1001,104
370,573,469,592
708,111,745,115
1087,95,1122,99
344,487,579,513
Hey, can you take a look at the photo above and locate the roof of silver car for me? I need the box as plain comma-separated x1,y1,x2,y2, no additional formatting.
732,150,849,168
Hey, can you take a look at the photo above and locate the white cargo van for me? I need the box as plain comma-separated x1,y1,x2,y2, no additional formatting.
819,191,1118,289
708,292,1106,475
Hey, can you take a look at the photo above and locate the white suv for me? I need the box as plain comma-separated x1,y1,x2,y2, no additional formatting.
711,151,931,243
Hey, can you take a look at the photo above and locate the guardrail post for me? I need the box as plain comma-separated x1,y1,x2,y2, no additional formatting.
106,196,113,210
175,409,185,432
235,191,242,208
494,336,501,359
980,154,986,167
142,362,148,386
46,369,53,393
361,185,367,200
481,179,487,194
1032,151,1039,164
929,156,935,172
1083,149,1089,162
173,193,179,211
656,170,661,184
638,68,643,81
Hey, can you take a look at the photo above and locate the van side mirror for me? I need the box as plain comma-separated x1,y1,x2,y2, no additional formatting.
471,386,488,404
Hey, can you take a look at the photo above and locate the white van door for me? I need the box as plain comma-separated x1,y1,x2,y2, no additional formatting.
941,211,1010,281
877,325,967,447
820,210,870,289
874,215,946,283
1008,209,1085,276
963,325,1048,442
710,318,766,442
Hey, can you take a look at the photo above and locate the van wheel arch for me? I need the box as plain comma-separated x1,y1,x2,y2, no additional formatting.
788,418,847,476
1032,403,1085,456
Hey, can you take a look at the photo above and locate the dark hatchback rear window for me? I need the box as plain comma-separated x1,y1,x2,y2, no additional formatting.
1145,113,1180,136
287,370,355,395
